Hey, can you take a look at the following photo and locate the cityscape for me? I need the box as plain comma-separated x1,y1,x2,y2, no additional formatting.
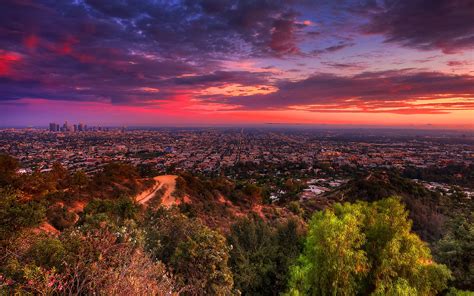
1,126,473,201
1,0,473,295
48,121,125,133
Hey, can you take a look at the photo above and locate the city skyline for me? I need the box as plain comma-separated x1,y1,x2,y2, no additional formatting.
47,121,121,132
1,0,473,128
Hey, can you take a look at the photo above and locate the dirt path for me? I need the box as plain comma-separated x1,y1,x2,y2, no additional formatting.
136,175,178,205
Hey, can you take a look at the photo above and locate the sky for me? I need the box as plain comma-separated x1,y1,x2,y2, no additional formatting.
1,0,473,128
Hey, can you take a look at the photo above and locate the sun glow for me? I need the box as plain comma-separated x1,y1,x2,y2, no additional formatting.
200,84,278,97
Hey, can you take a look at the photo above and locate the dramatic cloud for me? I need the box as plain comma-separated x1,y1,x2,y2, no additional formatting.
82,0,305,57
0,0,473,125
0,0,302,106
365,0,474,53
222,70,474,114
269,15,299,55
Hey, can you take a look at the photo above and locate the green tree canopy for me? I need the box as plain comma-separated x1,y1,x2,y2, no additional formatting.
287,197,452,296
434,214,474,290
0,189,46,241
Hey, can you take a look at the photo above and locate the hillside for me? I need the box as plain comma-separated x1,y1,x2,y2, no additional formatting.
304,171,472,242
135,172,299,231
1,154,472,293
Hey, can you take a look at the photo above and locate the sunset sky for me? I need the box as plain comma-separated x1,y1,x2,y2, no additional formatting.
1,0,473,128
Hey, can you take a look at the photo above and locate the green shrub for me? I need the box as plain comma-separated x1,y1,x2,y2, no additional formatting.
0,189,46,240
46,205,77,230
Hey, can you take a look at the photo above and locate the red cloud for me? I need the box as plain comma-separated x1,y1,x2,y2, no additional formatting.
54,36,79,55
23,35,39,50
0,51,22,76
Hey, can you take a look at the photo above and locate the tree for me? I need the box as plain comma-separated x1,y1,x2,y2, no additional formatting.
228,215,278,295
0,154,19,187
0,189,46,240
172,223,233,295
434,214,474,290
227,214,303,295
287,197,452,296
69,170,89,190
145,208,234,295
288,202,367,296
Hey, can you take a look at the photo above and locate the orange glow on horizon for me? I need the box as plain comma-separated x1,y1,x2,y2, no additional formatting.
200,83,278,97
3,98,473,129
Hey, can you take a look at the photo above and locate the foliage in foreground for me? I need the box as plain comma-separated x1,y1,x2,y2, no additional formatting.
1,153,472,295
0,226,176,295
287,197,452,296
227,214,303,295
434,214,474,290
145,208,234,295
0,189,46,241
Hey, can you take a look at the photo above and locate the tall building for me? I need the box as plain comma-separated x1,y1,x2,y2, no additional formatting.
78,123,84,131
49,122,57,132
62,121,69,132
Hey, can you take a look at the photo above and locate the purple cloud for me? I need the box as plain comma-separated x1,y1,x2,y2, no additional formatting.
364,0,474,53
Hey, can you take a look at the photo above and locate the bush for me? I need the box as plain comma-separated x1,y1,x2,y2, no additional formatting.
81,196,140,226
28,237,66,268
46,205,77,230
0,189,46,240
1,226,176,295
287,201,303,216
445,287,474,296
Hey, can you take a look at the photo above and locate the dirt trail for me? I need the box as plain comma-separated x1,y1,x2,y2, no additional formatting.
34,222,60,235
136,175,179,206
